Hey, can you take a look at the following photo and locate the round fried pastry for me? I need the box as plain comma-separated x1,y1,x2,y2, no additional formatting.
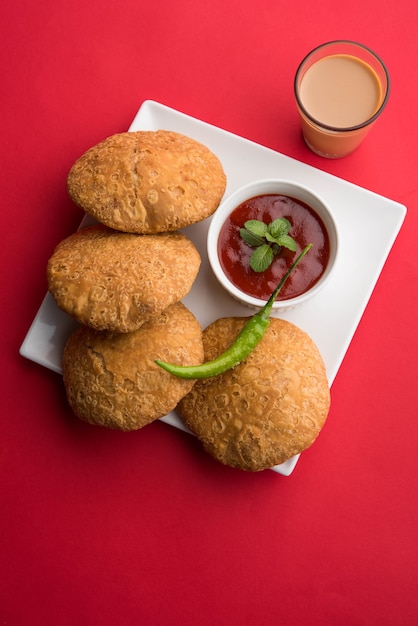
62,302,204,430
67,130,227,234
177,317,330,471
47,225,201,332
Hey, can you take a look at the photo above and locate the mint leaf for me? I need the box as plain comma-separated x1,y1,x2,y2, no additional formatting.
276,234,297,252
264,231,280,243
239,216,298,272
244,220,268,237
240,228,265,247
250,244,274,272
269,218,291,239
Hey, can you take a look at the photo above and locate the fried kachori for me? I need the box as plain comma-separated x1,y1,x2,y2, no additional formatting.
177,317,330,471
62,302,204,430
47,225,201,333
67,130,227,234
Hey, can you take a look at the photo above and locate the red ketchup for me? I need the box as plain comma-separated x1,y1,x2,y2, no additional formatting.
217,194,330,301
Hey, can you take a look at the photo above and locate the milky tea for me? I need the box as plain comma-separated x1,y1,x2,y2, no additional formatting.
294,41,390,158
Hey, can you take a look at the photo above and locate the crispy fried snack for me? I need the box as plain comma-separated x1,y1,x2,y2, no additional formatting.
177,317,330,471
47,225,201,333
62,302,204,430
67,130,227,234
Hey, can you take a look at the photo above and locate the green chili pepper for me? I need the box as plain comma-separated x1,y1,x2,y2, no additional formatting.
155,244,312,379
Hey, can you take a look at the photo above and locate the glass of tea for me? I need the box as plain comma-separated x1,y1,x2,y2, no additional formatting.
294,40,390,158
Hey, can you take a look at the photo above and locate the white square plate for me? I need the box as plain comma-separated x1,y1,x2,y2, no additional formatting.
20,100,407,476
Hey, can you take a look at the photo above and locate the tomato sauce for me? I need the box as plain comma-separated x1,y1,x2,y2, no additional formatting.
217,194,330,301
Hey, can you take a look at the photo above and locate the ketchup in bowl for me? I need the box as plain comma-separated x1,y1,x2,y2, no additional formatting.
217,194,330,302
207,179,338,312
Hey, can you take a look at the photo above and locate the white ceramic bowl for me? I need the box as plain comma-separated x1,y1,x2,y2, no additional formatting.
207,178,339,311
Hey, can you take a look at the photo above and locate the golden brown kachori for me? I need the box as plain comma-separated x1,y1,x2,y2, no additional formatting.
67,130,227,234
177,317,330,471
47,225,201,333
62,302,204,431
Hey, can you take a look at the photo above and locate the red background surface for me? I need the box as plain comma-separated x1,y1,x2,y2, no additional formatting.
1,1,417,624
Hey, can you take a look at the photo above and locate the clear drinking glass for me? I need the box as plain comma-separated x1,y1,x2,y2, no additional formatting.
294,40,390,158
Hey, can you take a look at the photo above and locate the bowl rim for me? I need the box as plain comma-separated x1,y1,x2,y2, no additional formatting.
207,177,339,309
